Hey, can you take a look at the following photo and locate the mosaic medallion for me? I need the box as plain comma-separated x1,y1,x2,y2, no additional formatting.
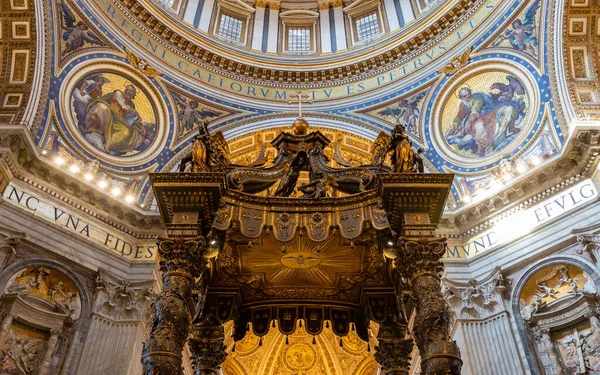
432,61,539,167
69,71,158,157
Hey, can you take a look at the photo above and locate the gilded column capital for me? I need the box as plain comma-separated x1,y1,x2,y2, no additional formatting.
157,236,208,279
318,1,331,10
394,237,446,282
331,0,344,8
255,0,267,8
374,319,413,375
267,1,281,10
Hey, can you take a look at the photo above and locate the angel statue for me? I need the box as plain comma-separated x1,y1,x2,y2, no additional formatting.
179,122,230,172
59,0,104,56
371,125,421,173
0,329,44,374
390,125,415,173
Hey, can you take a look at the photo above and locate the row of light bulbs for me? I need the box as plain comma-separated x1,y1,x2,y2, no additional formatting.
47,151,140,206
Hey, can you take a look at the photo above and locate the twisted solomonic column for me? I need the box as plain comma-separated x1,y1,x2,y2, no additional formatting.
141,236,208,375
395,237,462,375
188,307,227,375
375,318,413,375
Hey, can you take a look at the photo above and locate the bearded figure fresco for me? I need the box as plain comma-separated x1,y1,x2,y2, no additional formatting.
444,75,528,157
71,72,157,156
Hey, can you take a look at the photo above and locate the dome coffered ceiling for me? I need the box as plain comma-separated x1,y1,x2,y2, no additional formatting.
4,0,593,237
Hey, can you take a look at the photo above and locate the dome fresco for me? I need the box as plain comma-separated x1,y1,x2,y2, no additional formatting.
1,1,600,374
37,0,566,212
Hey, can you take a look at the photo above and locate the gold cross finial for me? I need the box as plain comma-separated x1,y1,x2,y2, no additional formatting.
288,91,312,118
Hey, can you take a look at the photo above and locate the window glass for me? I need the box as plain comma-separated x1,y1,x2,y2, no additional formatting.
288,27,311,51
156,0,175,8
356,12,380,41
218,14,243,41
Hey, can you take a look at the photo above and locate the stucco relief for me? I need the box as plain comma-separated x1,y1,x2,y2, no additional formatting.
517,263,600,375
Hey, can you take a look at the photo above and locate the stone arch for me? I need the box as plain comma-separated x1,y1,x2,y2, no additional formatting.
510,254,600,375
0,257,93,375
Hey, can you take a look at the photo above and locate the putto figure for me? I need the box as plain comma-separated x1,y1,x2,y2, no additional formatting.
493,0,540,56
445,75,527,157
59,0,104,55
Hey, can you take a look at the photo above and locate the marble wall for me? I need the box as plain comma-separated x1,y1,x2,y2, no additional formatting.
0,202,156,375
0,182,599,375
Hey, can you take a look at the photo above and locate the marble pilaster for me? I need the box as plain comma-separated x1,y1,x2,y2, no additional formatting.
251,5,266,50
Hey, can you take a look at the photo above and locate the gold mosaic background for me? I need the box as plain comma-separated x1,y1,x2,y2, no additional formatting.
441,70,531,159
71,72,157,123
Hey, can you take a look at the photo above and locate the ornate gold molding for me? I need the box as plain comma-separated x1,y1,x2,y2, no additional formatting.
331,0,344,8
108,0,478,85
318,1,331,11
267,1,281,10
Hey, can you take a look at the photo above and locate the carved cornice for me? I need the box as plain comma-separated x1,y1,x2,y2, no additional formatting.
110,0,477,84
0,130,163,238
440,127,600,237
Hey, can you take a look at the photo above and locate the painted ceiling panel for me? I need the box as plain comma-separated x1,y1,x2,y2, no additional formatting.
34,0,570,213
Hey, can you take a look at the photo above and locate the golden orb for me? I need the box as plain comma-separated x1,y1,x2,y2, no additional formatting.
292,118,310,136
